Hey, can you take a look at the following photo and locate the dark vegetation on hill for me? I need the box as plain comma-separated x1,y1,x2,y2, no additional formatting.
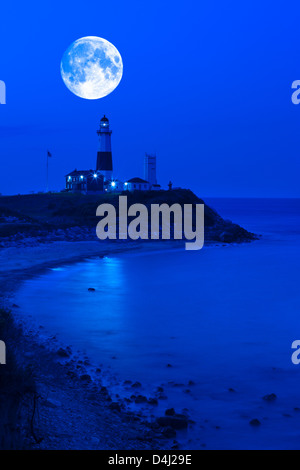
0,189,257,243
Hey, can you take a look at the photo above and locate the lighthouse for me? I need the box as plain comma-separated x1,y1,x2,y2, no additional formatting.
96,115,113,181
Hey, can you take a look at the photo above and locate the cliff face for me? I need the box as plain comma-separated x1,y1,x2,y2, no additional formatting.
0,190,258,246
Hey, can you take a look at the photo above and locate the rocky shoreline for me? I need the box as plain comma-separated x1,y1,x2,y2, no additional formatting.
0,191,258,449
1,239,195,450
6,311,183,450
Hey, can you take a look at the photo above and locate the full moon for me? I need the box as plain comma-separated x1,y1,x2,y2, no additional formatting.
60,36,123,100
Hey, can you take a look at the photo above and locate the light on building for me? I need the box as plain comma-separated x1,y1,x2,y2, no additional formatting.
93,173,97,178
124,182,128,186
111,181,116,187
68,176,71,181
80,175,84,179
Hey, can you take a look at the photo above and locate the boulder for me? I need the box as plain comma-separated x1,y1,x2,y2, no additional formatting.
131,381,142,389
262,393,277,402
148,398,158,406
135,395,148,404
249,419,261,427
165,408,176,416
57,347,70,358
80,374,92,382
109,402,121,413
157,415,188,430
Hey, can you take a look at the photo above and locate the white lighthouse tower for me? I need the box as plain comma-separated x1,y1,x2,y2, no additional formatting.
96,115,113,181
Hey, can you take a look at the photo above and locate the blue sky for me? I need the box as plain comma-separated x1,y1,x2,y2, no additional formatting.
0,0,299,197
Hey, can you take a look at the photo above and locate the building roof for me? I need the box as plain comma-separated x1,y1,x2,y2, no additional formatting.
100,115,109,122
127,177,149,184
65,169,95,177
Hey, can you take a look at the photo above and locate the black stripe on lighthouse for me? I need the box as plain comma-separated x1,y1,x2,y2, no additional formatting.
96,151,113,172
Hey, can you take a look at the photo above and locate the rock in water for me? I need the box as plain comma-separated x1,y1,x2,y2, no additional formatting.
249,419,261,427
131,381,142,389
157,415,188,430
165,408,176,416
57,347,70,358
262,393,277,402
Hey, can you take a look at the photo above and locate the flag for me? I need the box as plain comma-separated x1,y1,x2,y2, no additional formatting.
47,151,52,157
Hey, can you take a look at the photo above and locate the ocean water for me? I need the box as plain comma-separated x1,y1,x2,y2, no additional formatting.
14,198,300,449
